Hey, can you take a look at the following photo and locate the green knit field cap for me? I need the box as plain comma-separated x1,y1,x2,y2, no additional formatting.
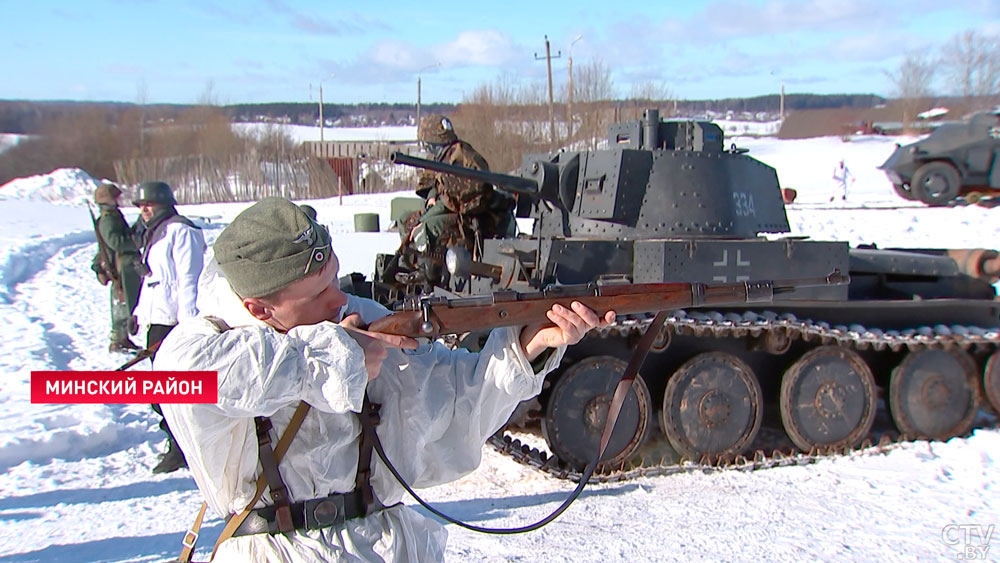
94,183,122,205
214,197,333,298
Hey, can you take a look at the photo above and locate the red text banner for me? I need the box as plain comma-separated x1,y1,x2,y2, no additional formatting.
31,371,218,404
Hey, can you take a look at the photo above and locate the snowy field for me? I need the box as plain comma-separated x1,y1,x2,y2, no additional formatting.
0,128,998,561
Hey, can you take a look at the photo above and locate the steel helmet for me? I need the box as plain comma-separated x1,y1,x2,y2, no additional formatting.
94,183,122,205
133,181,177,206
418,114,458,144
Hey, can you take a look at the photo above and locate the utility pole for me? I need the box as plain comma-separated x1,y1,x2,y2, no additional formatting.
535,36,561,148
319,84,325,143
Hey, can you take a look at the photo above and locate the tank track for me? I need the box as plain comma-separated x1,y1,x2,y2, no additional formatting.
488,309,1000,483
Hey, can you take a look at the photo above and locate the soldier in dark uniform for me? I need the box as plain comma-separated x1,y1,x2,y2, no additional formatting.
91,183,144,352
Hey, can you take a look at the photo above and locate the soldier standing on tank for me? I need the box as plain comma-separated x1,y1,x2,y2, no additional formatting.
91,183,145,353
397,114,515,287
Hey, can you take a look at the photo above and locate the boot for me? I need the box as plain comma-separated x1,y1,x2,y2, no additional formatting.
109,339,142,353
152,442,188,474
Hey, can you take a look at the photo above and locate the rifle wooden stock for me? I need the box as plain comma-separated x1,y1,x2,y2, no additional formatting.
368,272,848,338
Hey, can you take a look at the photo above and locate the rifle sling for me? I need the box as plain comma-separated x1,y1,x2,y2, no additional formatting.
369,311,670,534
89,204,124,299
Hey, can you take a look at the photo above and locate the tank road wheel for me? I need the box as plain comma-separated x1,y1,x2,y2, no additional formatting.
541,356,652,470
660,352,763,460
911,162,961,206
889,349,980,440
779,346,877,451
984,351,1000,414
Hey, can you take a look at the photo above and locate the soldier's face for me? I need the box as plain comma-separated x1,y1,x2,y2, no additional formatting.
248,256,348,332
138,202,161,222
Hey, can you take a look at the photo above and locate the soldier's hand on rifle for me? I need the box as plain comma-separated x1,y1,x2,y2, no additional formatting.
519,302,615,361
340,313,419,380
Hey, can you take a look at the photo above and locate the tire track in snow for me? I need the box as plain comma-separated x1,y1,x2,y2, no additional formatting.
0,234,159,471
0,230,95,304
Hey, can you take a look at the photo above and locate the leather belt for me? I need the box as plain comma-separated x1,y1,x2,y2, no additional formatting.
229,490,383,537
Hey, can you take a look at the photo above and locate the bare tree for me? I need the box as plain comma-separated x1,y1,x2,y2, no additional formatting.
573,59,615,150
623,80,677,121
452,75,552,173
886,52,936,134
940,29,1000,110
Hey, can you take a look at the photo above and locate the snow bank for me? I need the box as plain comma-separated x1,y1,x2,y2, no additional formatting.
0,168,100,206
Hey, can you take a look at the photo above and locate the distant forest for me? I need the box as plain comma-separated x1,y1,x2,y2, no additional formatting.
0,94,886,134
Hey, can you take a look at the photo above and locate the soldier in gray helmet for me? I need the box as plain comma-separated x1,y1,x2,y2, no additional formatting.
132,180,207,474
90,183,144,352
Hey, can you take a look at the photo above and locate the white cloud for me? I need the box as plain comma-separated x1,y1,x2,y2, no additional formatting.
369,41,426,70
436,30,519,67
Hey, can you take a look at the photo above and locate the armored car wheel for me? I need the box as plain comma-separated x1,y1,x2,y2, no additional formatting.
911,162,961,206
779,346,877,451
892,183,917,201
541,356,652,470
984,351,1000,414
889,349,980,440
660,352,762,460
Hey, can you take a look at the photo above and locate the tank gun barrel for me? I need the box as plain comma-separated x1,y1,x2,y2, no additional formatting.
390,151,540,198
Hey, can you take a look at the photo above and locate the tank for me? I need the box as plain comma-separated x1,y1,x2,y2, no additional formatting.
879,111,1000,206
371,109,1000,480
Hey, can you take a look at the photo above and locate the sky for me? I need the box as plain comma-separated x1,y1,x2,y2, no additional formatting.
3,1,1000,104
0,127,998,560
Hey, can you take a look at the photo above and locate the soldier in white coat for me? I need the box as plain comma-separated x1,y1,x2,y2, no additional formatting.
155,197,613,562
133,181,206,474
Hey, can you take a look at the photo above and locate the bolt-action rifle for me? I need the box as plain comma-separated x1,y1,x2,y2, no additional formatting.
363,270,850,536
88,202,125,302
368,271,849,338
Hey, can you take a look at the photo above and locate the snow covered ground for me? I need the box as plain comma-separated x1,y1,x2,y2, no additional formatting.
0,130,998,562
